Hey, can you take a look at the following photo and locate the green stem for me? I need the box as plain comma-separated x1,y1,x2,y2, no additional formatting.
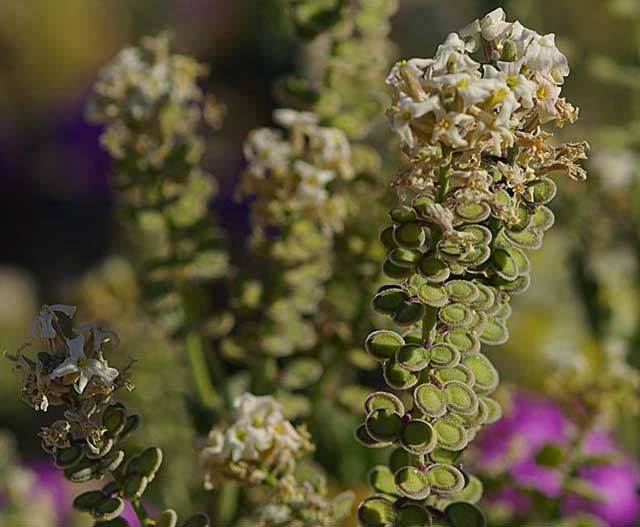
186,331,222,409
422,307,438,343
436,164,450,203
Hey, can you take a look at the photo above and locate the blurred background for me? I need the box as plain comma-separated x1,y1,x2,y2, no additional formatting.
1,0,640,526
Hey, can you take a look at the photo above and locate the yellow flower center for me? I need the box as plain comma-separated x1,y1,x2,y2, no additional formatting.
77,358,87,368
506,75,518,88
457,79,468,89
536,84,548,99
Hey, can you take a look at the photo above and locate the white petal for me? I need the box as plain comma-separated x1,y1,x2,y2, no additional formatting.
51,304,77,318
66,335,86,362
50,358,79,379
75,370,91,394
84,359,119,384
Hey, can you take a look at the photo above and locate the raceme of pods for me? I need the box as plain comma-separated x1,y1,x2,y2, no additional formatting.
87,33,228,336
5,305,209,527
356,9,588,527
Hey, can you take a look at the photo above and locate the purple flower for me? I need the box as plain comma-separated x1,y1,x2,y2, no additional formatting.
26,459,72,526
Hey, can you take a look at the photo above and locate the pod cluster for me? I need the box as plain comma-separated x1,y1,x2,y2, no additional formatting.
357,8,587,527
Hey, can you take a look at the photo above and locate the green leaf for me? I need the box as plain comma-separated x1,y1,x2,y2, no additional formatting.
444,502,486,527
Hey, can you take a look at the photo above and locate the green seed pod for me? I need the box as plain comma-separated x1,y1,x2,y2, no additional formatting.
380,226,399,250
102,406,127,436
137,447,163,480
63,458,96,483
430,447,461,465
438,304,473,328
357,496,396,527
389,248,421,268
454,201,491,222
383,359,420,390
97,450,126,473
433,417,468,451
481,396,503,424
382,258,415,279
480,318,509,345
393,223,426,249
102,481,120,495
491,249,519,281
444,501,486,527
461,224,492,246
364,391,405,415
417,255,450,283
412,195,436,218
429,343,461,369
92,497,125,521
451,474,484,503
73,490,107,512
418,283,449,307
463,354,499,394
414,383,447,418
444,329,480,356
395,502,432,527
368,465,399,496
156,510,179,527
372,287,408,315
501,39,517,61
530,205,555,231
281,358,323,389
400,419,437,455
503,227,543,250
85,438,115,460
395,344,430,372
445,280,480,304
425,463,466,494
365,330,404,362
444,380,479,415
365,408,404,442
390,205,418,223
388,447,421,473
94,518,130,527
55,445,85,469
355,424,392,449
122,473,148,500
181,513,210,527
393,466,431,500
392,302,426,327
436,364,475,387
526,177,557,205
118,415,141,442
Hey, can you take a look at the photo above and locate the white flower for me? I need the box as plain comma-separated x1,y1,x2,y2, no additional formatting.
314,128,351,166
273,109,318,128
225,423,271,462
75,322,120,353
29,305,77,340
432,110,475,148
533,73,561,123
426,204,455,232
385,58,433,87
243,128,290,177
430,33,481,76
390,94,442,147
294,160,334,206
484,61,537,109
524,33,570,82
479,8,512,41
49,334,119,394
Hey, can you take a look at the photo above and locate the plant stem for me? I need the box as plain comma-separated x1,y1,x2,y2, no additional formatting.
186,331,222,409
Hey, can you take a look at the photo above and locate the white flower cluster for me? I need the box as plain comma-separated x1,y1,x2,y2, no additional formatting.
241,109,353,232
87,33,208,168
9,304,120,411
386,8,576,155
199,393,311,489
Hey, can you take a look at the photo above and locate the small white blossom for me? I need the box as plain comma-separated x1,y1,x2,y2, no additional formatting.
432,110,474,148
479,8,512,41
28,305,77,340
294,160,334,206
273,109,318,128
484,61,537,109
524,33,570,82
390,94,442,147
430,33,481,76
49,334,119,394
533,73,562,123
